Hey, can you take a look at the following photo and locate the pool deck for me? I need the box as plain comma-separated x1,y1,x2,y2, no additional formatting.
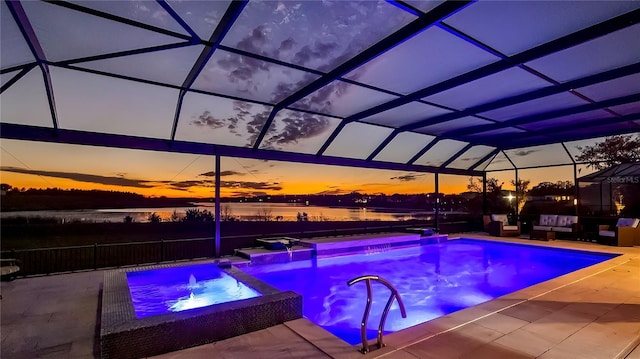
1,233,639,358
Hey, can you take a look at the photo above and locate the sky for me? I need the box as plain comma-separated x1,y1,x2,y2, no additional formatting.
1,1,635,199
0,137,594,199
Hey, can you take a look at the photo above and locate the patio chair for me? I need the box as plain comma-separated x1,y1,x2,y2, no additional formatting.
598,218,640,247
487,214,520,237
1,258,20,281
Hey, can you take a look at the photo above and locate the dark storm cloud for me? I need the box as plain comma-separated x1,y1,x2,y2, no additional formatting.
236,25,270,54
272,82,296,103
235,24,337,67
293,80,349,114
292,41,339,66
262,112,331,148
0,166,154,188
230,66,255,81
513,149,537,157
217,51,269,85
390,173,425,182
271,72,318,103
191,101,272,144
191,111,227,129
220,26,274,86
279,38,295,52
293,46,312,65
236,101,253,116
246,110,273,146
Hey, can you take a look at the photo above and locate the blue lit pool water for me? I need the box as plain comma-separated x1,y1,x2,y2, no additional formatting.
127,263,261,318
241,238,618,345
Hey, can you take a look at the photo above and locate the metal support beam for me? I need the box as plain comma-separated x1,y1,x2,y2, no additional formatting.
215,154,221,258
170,1,248,141
316,121,346,156
493,112,640,148
561,142,580,217
440,143,473,168
503,151,517,170
58,42,194,66
0,123,485,177
434,173,439,232
366,130,400,161
7,1,59,130
470,148,500,171
451,93,640,138
482,172,487,215
156,0,200,40
0,64,36,94
514,169,519,218
574,164,579,217
252,108,280,151
408,139,440,165
405,61,640,132
253,0,473,150
345,9,640,124
45,0,191,40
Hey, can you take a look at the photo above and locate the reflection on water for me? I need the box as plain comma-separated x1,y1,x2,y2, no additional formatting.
1,202,441,222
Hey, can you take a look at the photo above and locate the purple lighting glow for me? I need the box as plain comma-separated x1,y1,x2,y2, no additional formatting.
241,238,618,345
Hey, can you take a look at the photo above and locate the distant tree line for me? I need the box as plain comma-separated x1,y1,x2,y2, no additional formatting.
0,185,194,211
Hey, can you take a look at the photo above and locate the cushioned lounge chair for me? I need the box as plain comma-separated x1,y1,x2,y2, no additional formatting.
532,214,581,239
486,214,520,237
598,218,640,247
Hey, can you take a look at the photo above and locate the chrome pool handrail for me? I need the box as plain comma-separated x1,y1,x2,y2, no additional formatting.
347,275,407,354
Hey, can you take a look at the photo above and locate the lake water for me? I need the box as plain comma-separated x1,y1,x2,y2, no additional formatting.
1,202,440,223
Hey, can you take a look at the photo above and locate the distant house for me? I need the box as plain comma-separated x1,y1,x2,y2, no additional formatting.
578,162,640,216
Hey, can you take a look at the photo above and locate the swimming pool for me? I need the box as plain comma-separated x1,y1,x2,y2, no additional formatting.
101,263,302,358
127,263,261,318
241,238,618,345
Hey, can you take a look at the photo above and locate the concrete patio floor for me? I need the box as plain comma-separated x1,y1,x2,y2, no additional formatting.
1,234,639,359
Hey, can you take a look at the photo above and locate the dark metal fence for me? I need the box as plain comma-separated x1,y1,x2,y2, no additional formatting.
0,219,478,277
1,237,215,276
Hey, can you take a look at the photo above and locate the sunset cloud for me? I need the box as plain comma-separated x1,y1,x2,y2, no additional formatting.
315,187,349,195
0,166,154,188
390,173,425,182
197,170,245,177
0,166,284,194
220,180,282,191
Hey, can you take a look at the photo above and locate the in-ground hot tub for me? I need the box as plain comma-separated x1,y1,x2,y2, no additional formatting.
100,261,302,359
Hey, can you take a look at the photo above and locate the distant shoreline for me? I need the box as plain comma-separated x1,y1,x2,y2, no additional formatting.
1,187,454,212
0,203,447,224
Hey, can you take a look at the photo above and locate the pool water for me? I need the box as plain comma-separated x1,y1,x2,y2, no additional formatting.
241,238,618,345
127,263,261,318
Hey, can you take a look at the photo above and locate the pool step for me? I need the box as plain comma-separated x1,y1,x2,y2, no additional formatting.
235,245,314,265
235,232,449,264
300,232,447,258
